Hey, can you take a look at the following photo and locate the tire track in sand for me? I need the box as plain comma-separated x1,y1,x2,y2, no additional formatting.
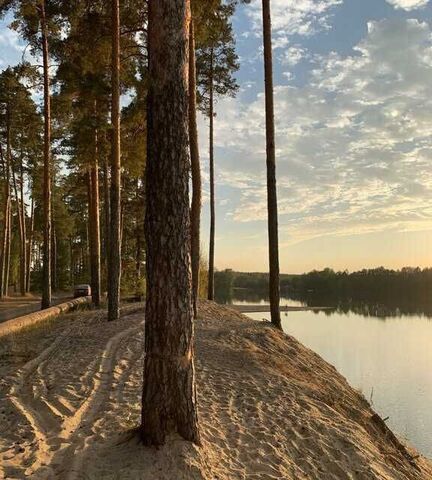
6,321,141,479
7,327,75,476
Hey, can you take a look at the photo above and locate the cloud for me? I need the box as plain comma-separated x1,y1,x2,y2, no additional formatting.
385,0,429,11
247,0,342,39
0,25,24,54
280,46,307,66
0,20,26,72
207,18,432,243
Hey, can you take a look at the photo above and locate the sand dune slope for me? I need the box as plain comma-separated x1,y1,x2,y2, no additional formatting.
0,302,430,479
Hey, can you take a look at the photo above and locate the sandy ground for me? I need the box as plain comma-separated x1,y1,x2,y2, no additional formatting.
0,301,431,479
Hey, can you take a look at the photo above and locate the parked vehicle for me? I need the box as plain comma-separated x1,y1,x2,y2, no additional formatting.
74,284,91,298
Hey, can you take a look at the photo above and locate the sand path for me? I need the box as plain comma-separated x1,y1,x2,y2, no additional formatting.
0,302,431,479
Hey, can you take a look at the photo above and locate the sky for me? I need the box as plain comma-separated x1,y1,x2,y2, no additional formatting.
1,1,432,273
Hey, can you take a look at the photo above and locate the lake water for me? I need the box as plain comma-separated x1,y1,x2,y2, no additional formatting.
242,301,432,458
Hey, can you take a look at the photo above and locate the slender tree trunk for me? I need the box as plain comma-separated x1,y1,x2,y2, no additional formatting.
52,224,57,292
0,109,11,299
120,202,124,249
69,237,73,287
108,0,121,321
20,160,27,294
26,197,34,293
262,0,281,330
4,203,11,297
89,124,101,306
40,0,52,309
135,179,142,282
103,152,110,267
11,158,26,296
207,48,215,301
136,232,141,280
189,19,201,317
141,0,200,446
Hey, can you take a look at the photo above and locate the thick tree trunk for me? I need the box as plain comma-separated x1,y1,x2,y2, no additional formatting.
40,0,52,309
89,126,101,307
207,48,215,301
108,0,121,321
141,0,200,446
262,0,281,330
189,19,201,317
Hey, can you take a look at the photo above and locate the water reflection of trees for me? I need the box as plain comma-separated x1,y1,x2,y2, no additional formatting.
223,289,432,320
215,268,432,319
287,292,432,319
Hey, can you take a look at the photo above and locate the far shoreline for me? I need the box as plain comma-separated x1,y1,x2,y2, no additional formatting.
231,304,334,313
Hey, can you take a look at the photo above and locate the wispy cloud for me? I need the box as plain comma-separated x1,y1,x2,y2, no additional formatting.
208,18,432,244
247,0,342,38
385,0,429,11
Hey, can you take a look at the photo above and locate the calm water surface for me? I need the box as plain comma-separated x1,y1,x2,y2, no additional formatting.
243,303,432,458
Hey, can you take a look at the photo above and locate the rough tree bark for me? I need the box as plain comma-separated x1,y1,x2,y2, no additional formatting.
262,0,282,330
141,0,201,446
189,19,202,317
108,0,121,321
207,48,215,301
39,0,52,309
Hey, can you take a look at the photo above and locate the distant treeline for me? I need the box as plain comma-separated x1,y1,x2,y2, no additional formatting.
216,267,432,307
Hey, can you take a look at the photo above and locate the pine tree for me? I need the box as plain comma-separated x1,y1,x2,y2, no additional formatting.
261,0,281,329
108,0,121,321
196,4,239,301
141,0,200,446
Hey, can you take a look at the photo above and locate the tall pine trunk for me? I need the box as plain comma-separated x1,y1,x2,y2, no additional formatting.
0,108,11,299
89,125,101,306
207,48,215,301
141,0,200,446
108,0,121,321
262,0,281,330
40,0,52,309
20,160,27,294
189,19,201,317
11,158,26,296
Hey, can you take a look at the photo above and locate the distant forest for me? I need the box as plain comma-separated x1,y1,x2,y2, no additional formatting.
216,267,432,311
